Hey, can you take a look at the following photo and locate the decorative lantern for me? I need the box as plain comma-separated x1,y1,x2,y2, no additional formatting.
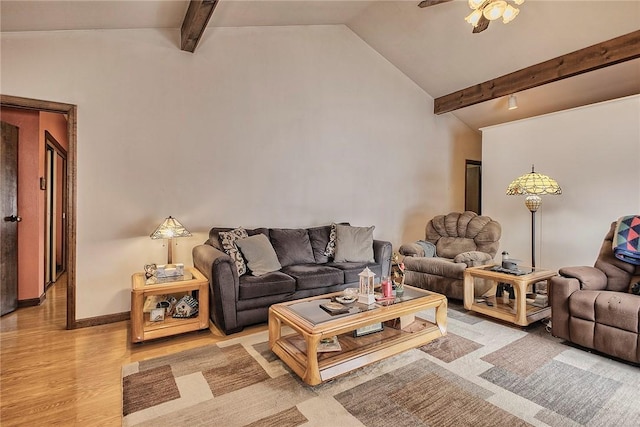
358,267,376,305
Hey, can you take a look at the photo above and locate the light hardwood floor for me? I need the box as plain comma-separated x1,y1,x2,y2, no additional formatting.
0,274,266,426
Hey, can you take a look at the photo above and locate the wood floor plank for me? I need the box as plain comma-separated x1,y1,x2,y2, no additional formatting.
0,273,249,426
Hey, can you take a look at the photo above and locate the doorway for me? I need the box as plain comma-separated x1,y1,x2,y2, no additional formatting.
0,95,77,329
465,160,482,214
45,131,67,286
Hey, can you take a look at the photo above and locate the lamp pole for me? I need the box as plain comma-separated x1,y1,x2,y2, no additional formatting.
525,194,541,269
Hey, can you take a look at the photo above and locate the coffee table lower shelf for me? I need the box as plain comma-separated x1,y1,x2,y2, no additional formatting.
271,318,442,386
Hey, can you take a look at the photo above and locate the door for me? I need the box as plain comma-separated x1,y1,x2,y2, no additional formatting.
1,121,21,316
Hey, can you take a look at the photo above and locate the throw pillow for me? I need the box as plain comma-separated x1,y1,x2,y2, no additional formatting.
308,225,332,264
270,228,316,267
323,223,338,258
219,227,249,275
334,225,375,263
236,234,282,276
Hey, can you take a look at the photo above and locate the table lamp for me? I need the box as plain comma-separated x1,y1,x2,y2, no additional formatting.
150,216,192,264
506,165,561,268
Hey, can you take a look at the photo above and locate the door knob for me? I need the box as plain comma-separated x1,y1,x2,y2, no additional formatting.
4,215,21,222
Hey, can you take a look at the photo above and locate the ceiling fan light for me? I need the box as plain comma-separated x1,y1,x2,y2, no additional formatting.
483,0,507,21
513,0,525,5
468,0,485,10
502,5,519,23
465,9,483,27
508,94,518,110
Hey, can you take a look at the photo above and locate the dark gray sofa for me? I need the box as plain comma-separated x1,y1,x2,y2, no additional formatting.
193,224,392,334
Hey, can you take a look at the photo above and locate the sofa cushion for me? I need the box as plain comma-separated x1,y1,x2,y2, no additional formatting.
328,262,383,284
594,291,640,333
436,237,477,259
334,225,375,263
402,256,466,280
308,225,332,264
235,234,282,276
238,271,296,300
270,228,316,267
281,264,344,290
219,227,249,275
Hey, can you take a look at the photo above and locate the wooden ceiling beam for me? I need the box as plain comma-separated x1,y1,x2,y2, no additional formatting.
434,30,640,114
180,0,219,53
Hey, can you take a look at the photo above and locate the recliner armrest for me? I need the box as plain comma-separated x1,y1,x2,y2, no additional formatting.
558,266,608,290
453,251,493,267
399,243,424,258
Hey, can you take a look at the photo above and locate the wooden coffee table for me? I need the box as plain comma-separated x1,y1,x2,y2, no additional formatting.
268,285,447,386
463,264,556,327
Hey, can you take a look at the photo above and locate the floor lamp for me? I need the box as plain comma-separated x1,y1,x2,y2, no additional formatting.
506,165,561,268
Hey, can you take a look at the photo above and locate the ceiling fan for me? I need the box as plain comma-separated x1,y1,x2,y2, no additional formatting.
418,0,523,34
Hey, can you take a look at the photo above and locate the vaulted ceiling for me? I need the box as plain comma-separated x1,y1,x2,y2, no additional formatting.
2,0,639,131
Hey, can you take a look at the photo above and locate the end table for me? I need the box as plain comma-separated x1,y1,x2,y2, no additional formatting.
130,266,209,343
463,264,556,327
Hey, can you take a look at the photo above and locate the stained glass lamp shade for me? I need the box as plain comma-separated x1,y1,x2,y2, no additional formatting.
506,166,561,267
150,216,192,264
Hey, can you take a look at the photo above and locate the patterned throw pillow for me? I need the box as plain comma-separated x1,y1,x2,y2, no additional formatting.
219,227,249,275
323,223,337,258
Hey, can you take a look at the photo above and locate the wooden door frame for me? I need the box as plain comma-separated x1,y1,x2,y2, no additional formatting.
1,94,77,329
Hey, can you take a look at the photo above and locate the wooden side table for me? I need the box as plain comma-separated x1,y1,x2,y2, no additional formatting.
463,265,556,327
130,267,209,343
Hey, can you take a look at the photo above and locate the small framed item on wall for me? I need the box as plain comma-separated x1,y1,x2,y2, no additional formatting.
353,322,383,337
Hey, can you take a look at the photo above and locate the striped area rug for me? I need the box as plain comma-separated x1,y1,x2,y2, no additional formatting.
122,306,640,426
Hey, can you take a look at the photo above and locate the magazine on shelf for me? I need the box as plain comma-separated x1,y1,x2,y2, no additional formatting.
318,336,342,352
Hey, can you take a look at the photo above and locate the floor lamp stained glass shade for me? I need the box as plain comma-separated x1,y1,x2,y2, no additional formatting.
506,166,561,268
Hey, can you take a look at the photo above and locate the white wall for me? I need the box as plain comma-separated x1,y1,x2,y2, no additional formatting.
1,26,480,319
482,95,640,272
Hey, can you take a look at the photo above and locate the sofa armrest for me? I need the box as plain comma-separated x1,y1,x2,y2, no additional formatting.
399,243,425,258
193,244,241,334
549,275,582,341
373,239,392,278
558,266,608,290
453,251,493,267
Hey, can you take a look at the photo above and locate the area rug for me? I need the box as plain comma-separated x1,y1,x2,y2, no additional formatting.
122,306,640,427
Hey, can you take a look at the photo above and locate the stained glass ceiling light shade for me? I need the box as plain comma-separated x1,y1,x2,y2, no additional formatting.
150,216,192,264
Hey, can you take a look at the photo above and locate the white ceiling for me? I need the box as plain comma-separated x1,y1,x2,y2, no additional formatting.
2,0,639,131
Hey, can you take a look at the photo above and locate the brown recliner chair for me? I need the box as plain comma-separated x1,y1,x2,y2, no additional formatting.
399,211,501,300
550,222,640,364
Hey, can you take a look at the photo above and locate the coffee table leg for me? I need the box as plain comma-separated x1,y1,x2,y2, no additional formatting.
268,309,281,350
436,298,448,335
304,334,322,386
